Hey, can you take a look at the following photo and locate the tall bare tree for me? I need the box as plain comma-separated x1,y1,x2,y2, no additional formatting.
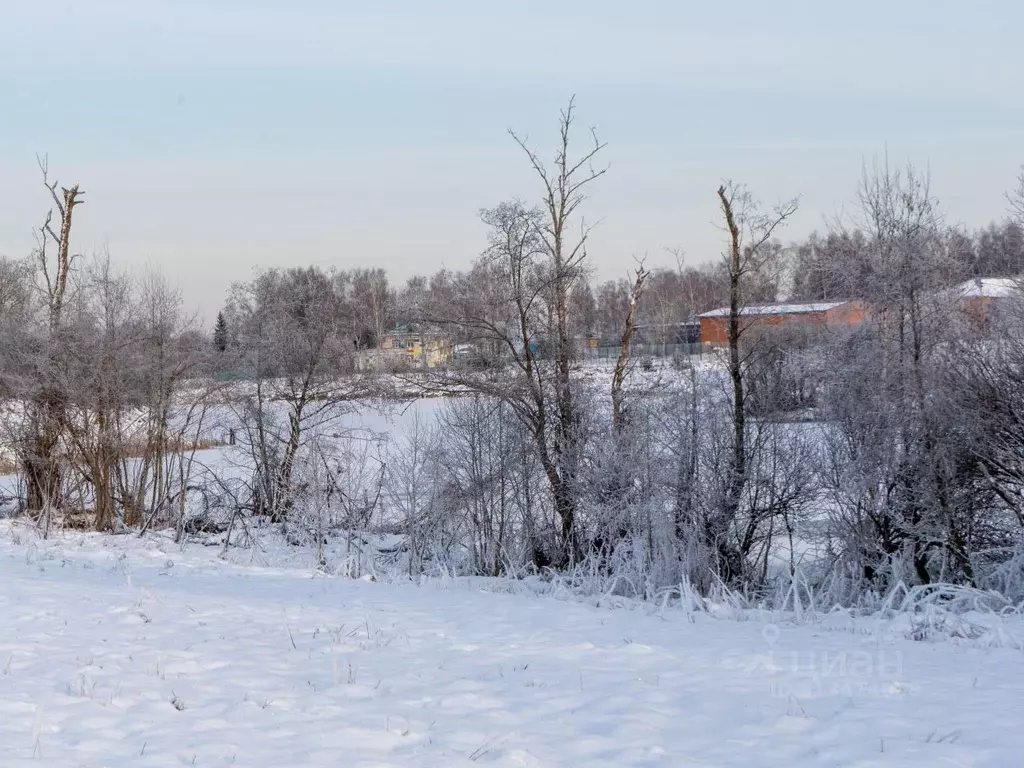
23,158,85,524
417,101,607,565
507,97,607,561
714,182,797,579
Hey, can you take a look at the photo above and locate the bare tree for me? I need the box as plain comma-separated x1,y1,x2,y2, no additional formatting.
714,182,797,580
130,271,212,534
226,267,359,525
1009,165,1024,224
507,97,607,561
434,396,525,575
611,262,649,432
421,100,607,566
21,158,85,527
385,409,445,576
810,160,983,594
348,268,393,348
61,256,134,531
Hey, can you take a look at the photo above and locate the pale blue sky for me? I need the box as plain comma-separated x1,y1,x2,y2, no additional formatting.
2,0,1022,320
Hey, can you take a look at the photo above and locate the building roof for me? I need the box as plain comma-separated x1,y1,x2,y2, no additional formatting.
953,278,1021,299
698,301,852,319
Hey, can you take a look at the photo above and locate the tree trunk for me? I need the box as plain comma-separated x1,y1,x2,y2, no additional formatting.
718,186,747,580
272,405,303,523
611,266,649,432
25,172,85,522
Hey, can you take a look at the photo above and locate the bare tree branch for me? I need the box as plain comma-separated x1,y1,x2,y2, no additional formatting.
611,260,649,431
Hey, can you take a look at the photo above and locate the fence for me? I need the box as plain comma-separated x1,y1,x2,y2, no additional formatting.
582,342,703,362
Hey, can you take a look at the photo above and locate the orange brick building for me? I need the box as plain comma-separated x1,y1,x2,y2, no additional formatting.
698,300,869,346
951,278,1020,327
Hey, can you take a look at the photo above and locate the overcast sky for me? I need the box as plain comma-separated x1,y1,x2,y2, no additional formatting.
2,0,1022,322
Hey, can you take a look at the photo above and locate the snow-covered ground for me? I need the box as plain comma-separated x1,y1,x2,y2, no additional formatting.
2,527,1023,767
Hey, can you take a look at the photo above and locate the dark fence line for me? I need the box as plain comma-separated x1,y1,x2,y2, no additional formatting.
582,342,703,361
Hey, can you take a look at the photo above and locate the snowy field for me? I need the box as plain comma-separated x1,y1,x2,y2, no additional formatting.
2,527,1023,767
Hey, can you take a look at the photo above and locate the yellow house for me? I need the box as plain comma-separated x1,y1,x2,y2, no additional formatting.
406,337,452,368
375,326,452,369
